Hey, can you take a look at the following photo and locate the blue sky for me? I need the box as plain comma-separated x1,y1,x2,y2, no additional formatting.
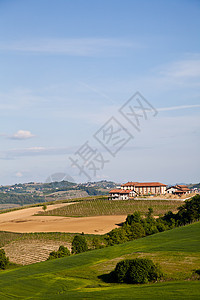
0,0,200,185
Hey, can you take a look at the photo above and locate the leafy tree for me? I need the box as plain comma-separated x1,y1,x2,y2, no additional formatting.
176,194,200,225
57,245,70,257
106,227,128,246
160,195,200,227
47,245,70,260
126,212,142,225
72,235,88,254
123,223,146,240
147,207,154,218
91,237,103,250
114,258,162,284
0,249,9,269
42,204,47,211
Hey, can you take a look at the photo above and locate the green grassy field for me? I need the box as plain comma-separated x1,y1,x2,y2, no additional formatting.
37,199,183,217
0,222,200,299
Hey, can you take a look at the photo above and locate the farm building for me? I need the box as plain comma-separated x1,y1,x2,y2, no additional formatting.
109,181,167,200
166,185,191,195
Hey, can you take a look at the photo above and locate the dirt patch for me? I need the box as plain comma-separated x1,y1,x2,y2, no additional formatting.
0,203,126,234
3,240,71,265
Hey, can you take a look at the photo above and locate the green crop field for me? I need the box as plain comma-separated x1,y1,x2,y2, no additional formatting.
0,221,200,299
37,199,183,217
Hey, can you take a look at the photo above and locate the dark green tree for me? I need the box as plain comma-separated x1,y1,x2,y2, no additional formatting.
91,237,103,249
105,227,128,246
114,258,162,284
72,235,88,254
0,249,9,269
47,245,70,260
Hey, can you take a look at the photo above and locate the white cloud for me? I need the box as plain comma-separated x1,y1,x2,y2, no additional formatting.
0,38,138,56
11,130,35,140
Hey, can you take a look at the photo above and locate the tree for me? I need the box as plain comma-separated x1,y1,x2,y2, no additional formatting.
47,245,70,260
106,227,128,246
42,204,47,211
113,258,162,284
0,249,9,269
72,235,88,254
91,237,103,249
147,207,153,218
125,212,142,225
176,194,200,225
123,223,146,240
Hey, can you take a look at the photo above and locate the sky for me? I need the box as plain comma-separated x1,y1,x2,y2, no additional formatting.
0,0,200,186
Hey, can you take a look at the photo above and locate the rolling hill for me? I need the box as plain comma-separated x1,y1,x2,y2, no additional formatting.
0,221,200,299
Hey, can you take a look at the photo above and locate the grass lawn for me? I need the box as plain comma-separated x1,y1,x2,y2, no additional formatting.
37,199,183,217
0,222,199,299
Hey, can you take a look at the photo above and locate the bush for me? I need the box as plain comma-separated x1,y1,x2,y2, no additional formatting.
0,249,9,269
105,227,128,246
176,194,200,225
48,245,70,260
123,223,146,240
126,212,142,225
91,237,104,249
113,258,162,284
72,235,88,254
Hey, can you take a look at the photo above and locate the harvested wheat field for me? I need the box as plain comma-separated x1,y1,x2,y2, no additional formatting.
0,203,126,234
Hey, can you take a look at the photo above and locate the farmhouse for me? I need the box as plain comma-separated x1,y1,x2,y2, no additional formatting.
108,189,136,200
166,185,191,195
109,181,167,200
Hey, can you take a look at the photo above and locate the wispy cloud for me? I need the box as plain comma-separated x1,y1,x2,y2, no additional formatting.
0,38,138,56
157,104,200,112
160,59,200,78
0,146,75,160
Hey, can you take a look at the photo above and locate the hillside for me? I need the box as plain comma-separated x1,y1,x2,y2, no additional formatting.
0,180,116,207
0,222,200,299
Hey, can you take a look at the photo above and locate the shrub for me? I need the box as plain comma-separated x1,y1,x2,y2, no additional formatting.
113,258,162,284
105,228,128,246
91,237,104,249
48,245,70,260
176,194,200,225
123,223,146,240
72,235,88,254
126,212,142,225
0,249,9,269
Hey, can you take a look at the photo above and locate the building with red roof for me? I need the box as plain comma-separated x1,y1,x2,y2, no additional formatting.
109,181,167,200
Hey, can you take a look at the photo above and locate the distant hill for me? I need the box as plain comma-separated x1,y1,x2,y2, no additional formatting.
188,183,200,189
0,180,117,206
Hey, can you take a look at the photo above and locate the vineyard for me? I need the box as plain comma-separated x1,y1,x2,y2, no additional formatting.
37,199,184,217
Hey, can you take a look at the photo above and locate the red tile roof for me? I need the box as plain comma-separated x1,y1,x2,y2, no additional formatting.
176,185,188,188
135,182,167,187
121,182,166,187
109,189,132,194
121,182,138,186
